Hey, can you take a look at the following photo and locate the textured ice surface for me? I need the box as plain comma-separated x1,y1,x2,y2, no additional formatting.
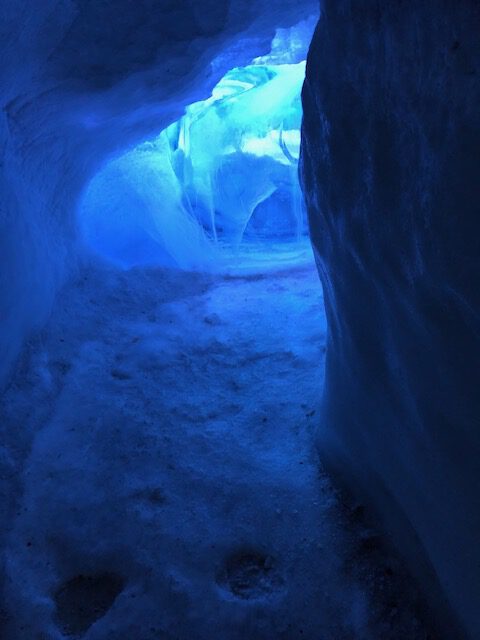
79,61,307,270
300,2,480,637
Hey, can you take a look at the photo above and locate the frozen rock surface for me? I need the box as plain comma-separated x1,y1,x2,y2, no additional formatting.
0,259,436,639
301,2,480,638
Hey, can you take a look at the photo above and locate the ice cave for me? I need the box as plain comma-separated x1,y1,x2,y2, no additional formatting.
79,56,310,272
1,2,479,640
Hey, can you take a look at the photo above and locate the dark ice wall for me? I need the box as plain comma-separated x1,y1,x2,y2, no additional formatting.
300,2,480,637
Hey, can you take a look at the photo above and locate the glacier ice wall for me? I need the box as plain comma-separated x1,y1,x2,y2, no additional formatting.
79,61,307,270
0,0,316,388
300,2,480,638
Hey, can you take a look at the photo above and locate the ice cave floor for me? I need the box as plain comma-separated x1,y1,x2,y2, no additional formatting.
1,256,437,639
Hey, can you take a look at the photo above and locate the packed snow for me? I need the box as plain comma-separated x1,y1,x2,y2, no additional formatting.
0,253,437,639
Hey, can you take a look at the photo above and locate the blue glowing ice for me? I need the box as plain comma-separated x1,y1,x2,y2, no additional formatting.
79,61,307,269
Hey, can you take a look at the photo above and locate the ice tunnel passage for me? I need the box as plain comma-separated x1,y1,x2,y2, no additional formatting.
1,1,480,639
79,60,312,272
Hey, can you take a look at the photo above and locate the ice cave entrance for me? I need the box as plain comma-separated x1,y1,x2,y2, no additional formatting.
79,56,311,273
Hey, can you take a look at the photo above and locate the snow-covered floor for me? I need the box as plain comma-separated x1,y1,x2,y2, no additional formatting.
1,254,435,639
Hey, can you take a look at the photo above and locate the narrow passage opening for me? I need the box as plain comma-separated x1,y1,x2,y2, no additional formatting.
79,24,314,274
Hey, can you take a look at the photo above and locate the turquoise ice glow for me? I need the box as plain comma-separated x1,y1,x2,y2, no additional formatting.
79,60,308,270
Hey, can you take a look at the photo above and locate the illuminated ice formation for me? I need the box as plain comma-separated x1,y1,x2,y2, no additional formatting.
79,61,307,269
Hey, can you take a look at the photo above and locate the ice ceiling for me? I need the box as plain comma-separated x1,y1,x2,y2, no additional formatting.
79,37,311,272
